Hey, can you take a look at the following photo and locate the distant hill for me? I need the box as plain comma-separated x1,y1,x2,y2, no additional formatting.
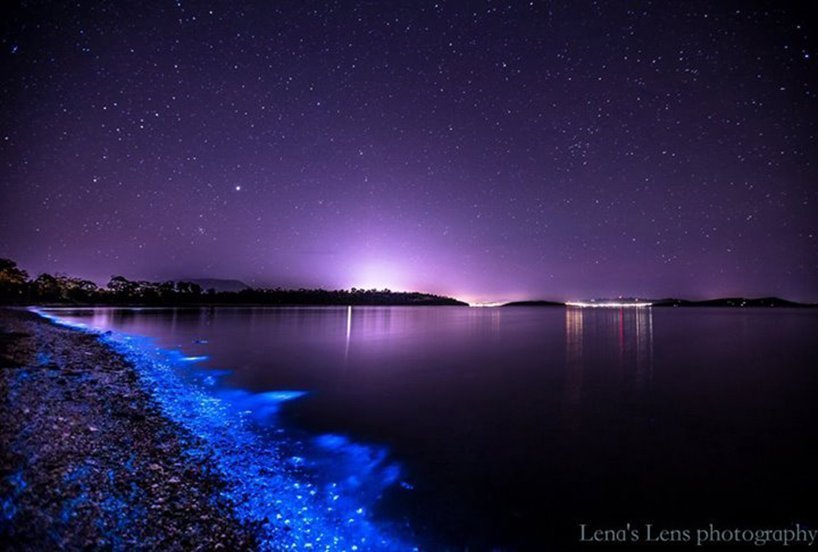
502,300,565,307
651,297,813,308
183,279,249,292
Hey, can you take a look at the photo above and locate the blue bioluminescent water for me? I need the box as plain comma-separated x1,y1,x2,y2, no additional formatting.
32,309,417,551
0,470,26,527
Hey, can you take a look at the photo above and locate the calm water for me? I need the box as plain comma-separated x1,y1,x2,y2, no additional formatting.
44,306,818,550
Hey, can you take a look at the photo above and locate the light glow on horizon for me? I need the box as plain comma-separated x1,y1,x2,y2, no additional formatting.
349,261,408,292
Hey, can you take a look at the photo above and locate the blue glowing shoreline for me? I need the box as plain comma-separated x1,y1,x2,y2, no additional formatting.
31,308,417,551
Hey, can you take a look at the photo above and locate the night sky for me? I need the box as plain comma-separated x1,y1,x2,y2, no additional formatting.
2,1,817,303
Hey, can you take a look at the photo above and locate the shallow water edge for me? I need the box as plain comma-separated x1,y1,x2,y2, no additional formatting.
0,307,257,549
1,307,419,551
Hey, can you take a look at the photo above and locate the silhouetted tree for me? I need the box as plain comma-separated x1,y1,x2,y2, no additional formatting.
33,273,62,302
175,281,202,296
0,258,29,302
134,281,159,302
157,281,176,300
56,275,99,302
107,275,139,299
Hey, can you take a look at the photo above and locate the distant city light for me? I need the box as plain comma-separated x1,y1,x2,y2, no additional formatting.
566,301,653,308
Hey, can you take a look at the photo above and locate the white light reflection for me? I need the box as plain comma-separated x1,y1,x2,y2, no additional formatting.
345,305,352,361
561,306,655,431
562,307,585,433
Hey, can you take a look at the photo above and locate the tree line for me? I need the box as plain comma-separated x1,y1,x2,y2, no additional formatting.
0,258,465,306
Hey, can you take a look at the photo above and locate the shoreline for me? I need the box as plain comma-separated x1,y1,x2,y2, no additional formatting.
0,307,257,549
2,307,418,551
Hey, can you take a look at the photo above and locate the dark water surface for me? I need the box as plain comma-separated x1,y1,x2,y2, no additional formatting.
46,306,818,549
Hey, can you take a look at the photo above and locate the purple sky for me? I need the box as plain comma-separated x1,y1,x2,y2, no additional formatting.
1,1,817,303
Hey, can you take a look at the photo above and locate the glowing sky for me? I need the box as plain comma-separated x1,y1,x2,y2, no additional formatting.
1,2,817,302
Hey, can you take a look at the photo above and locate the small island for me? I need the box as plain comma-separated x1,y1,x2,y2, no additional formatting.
651,297,813,308
502,300,566,307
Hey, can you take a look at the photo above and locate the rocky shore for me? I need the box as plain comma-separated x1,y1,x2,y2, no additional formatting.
0,308,257,550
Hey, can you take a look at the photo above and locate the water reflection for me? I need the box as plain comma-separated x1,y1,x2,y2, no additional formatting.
344,306,351,361
634,306,654,387
35,305,818,550
563,307,654,430
563,308,585,432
